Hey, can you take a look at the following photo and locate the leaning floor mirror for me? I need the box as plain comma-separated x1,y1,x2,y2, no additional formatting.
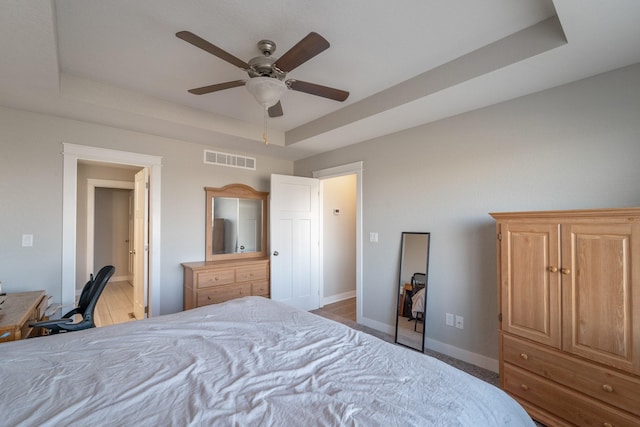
394,232,431,352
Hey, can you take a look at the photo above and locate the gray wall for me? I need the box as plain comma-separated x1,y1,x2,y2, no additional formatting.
295,63,640,361
0,108,293,314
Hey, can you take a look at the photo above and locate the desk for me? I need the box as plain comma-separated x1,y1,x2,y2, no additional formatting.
0,291,47,342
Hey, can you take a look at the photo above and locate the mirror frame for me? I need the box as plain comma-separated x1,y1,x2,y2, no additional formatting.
205,184,269,261
394,231,430,352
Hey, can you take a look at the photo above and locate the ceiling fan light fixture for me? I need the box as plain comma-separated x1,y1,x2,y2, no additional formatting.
245,77,287,108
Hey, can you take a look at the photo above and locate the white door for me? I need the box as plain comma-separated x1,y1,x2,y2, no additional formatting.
133,168,149,320
270,174,320,311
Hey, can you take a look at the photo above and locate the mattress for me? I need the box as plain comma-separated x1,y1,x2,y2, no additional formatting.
0,296,533,426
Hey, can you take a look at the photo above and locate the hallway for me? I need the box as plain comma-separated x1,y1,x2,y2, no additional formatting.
95,280,136,327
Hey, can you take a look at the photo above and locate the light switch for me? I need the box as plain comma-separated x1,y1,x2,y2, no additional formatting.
369,232,378,243
22,234,34,247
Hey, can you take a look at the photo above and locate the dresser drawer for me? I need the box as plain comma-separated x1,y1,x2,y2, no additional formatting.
504,364,639,427
196,269,235,288
503,334,640,416
236,265,268,283
251,281,269,297
197,284,251,306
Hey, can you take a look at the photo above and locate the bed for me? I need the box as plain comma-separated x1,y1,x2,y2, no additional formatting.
0,296,533,426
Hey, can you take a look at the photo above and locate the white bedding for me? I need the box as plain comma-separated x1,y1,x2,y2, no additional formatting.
0,297,533,426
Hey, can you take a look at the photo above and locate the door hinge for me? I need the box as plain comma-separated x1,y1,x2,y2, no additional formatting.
146,182,149,189
144,306,149,314
498,232,502,241
498,313,502,322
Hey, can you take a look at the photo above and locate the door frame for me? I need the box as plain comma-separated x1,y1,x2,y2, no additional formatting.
62,143,162,316
87,179,135,283
312,161,363,323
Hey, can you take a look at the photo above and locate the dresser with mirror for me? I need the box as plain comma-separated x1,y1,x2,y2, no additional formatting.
182,184,270,310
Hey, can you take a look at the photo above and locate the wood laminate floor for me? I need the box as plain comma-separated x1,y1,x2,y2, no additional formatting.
321,297,356,321
95,280,136,327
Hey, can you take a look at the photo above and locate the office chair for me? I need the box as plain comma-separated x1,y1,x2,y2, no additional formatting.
31,265,115,334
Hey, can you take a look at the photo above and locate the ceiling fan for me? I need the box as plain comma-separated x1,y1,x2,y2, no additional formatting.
176,31,349,118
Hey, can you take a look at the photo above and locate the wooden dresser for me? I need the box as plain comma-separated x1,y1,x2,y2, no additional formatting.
491,208,640,426
0,290,47,343
182,258,270,310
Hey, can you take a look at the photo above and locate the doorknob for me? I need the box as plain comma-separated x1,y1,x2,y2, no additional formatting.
273,251,279,256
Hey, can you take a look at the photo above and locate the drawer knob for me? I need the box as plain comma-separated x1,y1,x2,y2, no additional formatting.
239,290,244,294
520,353,529,360
520,384,529,391
548,266,558,273
561,268,571,275
603,423,613,427
602,384,614,393
207,296,212,300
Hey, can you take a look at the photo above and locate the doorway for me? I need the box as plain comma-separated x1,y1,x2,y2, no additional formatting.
61,143,162,316
320,174,357,318
313,162,363,323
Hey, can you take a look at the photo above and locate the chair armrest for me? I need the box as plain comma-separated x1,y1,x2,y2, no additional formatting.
30,318,74,329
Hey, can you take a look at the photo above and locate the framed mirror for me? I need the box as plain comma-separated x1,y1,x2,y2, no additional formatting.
205,184,269,261
394,232,430,352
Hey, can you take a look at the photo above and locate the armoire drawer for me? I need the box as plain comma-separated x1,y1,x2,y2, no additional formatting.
236,265,268,283
503,334,640,416
197,284,251,306
504,364,640,427
196,269,235,288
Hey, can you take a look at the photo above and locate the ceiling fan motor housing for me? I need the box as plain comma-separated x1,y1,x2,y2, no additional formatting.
248,55,284,79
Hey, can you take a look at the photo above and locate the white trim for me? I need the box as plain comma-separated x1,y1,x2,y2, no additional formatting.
313,161,363,324
86,179,134,281
322,290,356,306
425,338,499,373
62,143,162,316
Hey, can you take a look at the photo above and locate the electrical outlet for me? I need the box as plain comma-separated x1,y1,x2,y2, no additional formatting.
369,232,378,243
445,313,454,326
455,315,464,329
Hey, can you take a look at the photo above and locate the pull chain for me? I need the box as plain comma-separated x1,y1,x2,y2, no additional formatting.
262,107,269,145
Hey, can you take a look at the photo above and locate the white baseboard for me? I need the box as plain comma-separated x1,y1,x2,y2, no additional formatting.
359,316,395,335
322,290,356,306
425,338,499,373
359,316,498,373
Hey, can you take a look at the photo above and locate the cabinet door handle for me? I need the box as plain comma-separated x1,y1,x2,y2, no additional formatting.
520,384,529,391
548,266,558,273
602,384,614,393
561,268,571,275
520,353,529,360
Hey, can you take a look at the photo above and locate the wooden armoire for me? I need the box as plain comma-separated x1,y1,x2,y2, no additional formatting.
491,208,640,427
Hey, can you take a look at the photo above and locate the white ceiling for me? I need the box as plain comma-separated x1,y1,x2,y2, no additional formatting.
1,0,639,160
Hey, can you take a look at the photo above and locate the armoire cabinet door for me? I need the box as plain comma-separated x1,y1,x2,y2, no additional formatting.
562,222,640,374
500,222,562,348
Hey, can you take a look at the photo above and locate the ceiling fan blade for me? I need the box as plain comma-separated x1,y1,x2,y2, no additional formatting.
176,31,250,69
274,32,330,72
268,101,284,118
188,80,246,95
287,80,349,102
